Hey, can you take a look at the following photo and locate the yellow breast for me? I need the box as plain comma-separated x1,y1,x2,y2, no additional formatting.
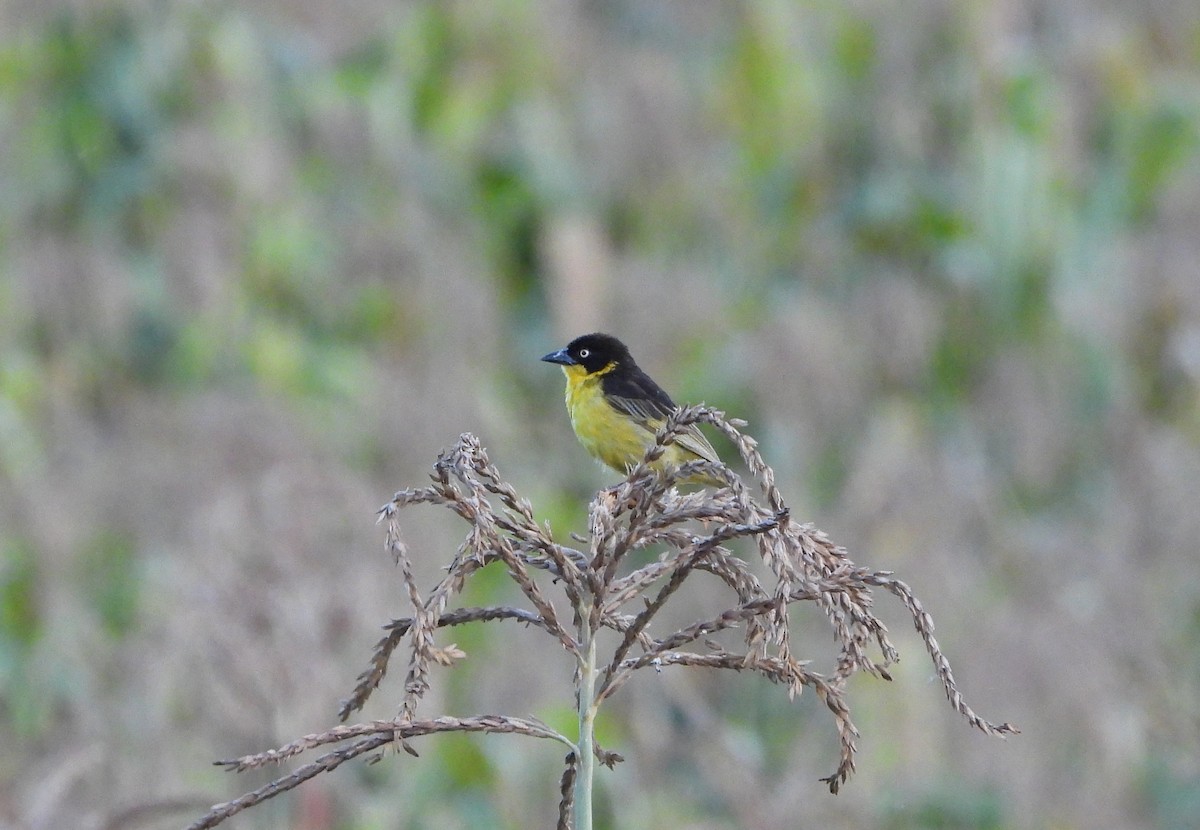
563,365,647,473
561,364,706,478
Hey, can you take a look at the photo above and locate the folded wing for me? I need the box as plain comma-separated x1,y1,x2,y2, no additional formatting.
601,368,720,464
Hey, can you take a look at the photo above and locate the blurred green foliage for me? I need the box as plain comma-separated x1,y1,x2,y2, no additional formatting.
80,529,140,638
2,3,1194,438
13,14,177,230
1140,754,1200,830
883,785,1005,830
0,538,48,735
0,539,40,654
434,732,496,792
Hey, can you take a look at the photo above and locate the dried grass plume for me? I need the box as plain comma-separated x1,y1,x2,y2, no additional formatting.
187,406,1016,830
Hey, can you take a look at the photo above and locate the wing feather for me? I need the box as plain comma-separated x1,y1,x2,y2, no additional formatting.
602,368,720,463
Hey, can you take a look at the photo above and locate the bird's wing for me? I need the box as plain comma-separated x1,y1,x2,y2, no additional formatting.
603,369,720,464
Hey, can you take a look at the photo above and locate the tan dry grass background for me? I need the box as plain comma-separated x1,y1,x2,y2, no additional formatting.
1,1,1198,828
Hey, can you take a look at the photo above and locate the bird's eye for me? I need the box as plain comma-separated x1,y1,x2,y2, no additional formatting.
578,348,590,359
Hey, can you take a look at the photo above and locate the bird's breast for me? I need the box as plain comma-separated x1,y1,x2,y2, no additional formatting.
564,370,652,473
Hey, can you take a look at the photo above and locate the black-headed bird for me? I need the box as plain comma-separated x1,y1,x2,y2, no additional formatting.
541,333,723,486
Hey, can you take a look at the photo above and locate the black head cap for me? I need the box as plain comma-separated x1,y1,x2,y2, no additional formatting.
541,333,634,374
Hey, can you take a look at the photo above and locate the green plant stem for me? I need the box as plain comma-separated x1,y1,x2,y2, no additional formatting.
574,612,599,830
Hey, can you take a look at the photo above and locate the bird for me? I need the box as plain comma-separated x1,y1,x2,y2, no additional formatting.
541,333,724,486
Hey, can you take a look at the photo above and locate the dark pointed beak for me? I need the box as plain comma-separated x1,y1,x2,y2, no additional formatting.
541,348,577,366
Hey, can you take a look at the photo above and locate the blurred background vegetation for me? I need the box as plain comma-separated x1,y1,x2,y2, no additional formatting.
1,1,1198,828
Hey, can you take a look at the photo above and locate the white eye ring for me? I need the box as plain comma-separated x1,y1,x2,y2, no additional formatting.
578,348,590,358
